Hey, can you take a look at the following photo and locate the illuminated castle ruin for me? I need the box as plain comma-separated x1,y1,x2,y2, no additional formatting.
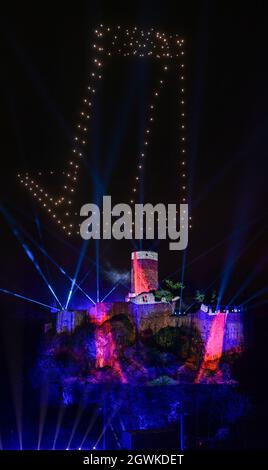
55,251,245,367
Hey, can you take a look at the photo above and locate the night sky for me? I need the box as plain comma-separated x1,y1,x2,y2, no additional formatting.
1,2,268,303
1,0,268,447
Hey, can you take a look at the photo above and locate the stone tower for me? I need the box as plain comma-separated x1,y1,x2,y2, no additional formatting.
130,251,158,296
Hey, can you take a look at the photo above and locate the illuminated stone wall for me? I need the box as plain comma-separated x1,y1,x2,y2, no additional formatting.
56,309,87,334
56,302,244,353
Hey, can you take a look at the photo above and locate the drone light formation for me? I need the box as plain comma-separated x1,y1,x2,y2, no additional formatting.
18,25,189,236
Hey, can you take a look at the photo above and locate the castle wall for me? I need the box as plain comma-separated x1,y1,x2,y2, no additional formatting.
56,309,87,334
87,302,244,351
56,302,244,352
88,302,131,324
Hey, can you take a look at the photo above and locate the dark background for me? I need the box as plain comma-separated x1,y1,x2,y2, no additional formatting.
0,0,268,449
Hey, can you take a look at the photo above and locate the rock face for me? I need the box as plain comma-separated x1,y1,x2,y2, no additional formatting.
46,301,244,386
56,302,244,352
56,309,87,334
87,302,244,353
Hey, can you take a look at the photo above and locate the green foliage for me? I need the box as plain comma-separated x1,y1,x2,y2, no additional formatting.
164,280,184,291
104,314,135,346
154,289,174,302
195,290,205,303
154,279,220,310
149,375,178,385
155,327,181,351
155,279,185,302
154,326,204,367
